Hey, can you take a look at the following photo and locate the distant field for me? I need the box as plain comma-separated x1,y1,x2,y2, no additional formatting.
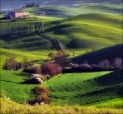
0,13,122,50
45,13,122,49
21,3,123,18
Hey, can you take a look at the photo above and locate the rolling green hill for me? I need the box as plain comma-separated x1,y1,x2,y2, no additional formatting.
21,3,122,18
22,6,82,18
43,69,123,106
1,69,123,106
78,3,123,15
71,44,123,64
0,13,122,50
43,70,123,105
45,13,122,49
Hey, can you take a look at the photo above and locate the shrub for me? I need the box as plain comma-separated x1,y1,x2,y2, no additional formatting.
55,57,71,67
113,57,123,69
28,86,50,105
3,57,17,70
36,93,50,104
41,62,62,77
48,50,70,60
32,86,49,95
98,59,111,69
23,64,41,74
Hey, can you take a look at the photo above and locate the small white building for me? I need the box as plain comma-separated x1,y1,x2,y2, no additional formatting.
15,12,27,18
8,11,28,18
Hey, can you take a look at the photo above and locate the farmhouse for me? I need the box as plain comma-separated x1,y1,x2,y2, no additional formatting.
7,11,28,18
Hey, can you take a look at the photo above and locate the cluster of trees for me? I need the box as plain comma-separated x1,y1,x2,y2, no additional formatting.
3,57,41,74
24,3,39,8
3,57,62,77
63,58,123,73
41,62,62,77
46,50,71,67
48,50,70,60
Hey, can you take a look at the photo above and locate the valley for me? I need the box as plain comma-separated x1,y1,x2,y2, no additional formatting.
0,1,123,113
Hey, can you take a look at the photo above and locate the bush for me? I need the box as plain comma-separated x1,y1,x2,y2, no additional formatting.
32,86,49,95
41,62,62,77
36,93,49,104
55,57,71,67
113,57,123,69
28,86,50,105
48,50,70,60
98,59,111,69
23,64,41,74
3,57,17,70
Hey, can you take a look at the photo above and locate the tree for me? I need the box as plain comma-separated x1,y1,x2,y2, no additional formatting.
41,62,62,77
113,57,123,69
98,59,111,69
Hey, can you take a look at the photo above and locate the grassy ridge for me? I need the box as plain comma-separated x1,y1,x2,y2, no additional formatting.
43,70,123,106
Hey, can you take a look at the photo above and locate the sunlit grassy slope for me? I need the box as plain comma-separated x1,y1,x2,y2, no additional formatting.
0,48,51,69
21,3,122,18
0,13,122,50
1,69,123,107
43,69,123,106
45,13,122,49
90,98,123,108
0,70,38,103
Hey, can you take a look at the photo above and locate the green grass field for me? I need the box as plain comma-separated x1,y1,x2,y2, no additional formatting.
0,70,38,103
1,69,122,107
42,70,123,106
0,3,123,112
89,98,123,108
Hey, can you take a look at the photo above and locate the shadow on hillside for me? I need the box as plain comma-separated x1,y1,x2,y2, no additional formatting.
13,72,31,77
94,69,123,86
1,79,18,84
72,44,123,64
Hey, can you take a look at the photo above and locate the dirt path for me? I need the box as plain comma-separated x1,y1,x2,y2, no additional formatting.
35,22,63,51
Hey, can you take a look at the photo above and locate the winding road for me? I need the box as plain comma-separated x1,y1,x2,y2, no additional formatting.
35,22,63,51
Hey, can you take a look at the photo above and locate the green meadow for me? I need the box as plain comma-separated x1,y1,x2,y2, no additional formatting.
0,3,123,113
